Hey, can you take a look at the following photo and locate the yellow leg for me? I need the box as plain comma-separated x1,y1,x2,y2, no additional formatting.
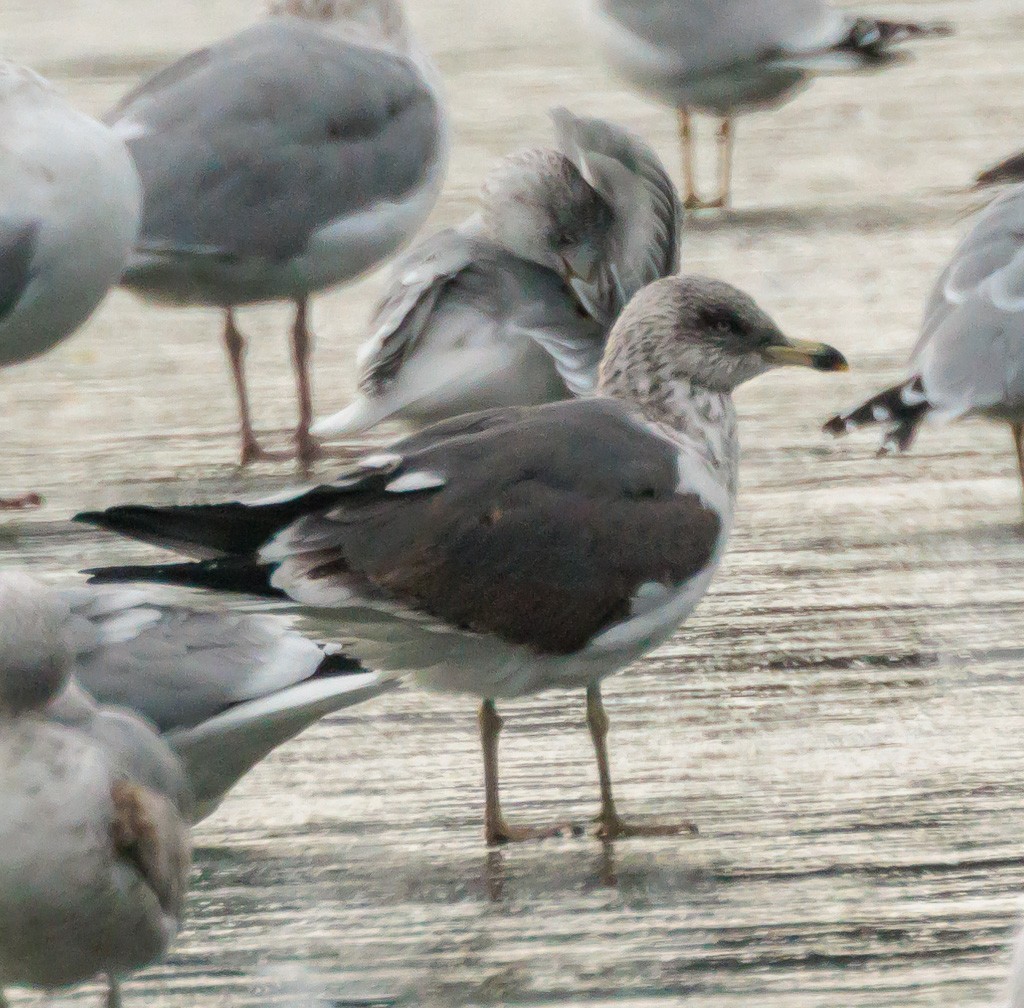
715,117,735,209
479,700,580,845
677,108,705,209
1011,424,1024,522
586,684,698,840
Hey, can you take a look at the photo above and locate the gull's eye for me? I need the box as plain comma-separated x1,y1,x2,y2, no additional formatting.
699,305,746,336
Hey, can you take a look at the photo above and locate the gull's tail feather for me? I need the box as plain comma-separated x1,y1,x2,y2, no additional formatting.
840,18,954,58
312,396,396,439
85,558,283,599
168,668,399,821
823,376,930,455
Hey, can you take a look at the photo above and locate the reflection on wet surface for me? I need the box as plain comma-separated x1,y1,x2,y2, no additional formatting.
4,0,1024,1004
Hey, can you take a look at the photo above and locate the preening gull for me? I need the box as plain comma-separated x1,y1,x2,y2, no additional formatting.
78,274,847,845
314,107,682,437
824,182,1024,519
584,0,951,209
0,62,141,510
108,0,448,468
24,579,394,822
0,572,190,1008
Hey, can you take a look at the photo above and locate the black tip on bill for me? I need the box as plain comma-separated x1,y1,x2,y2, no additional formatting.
813,347,849,373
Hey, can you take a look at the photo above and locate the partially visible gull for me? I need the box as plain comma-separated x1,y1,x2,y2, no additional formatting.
78,274,847,845
0,571,190,1008
824,182,1024,519
0,62,141,510
974,149,1024,192
1009,917,1024,1008
584,0,952,209
50,580,394,822
313,107,682,438
108,0,448,468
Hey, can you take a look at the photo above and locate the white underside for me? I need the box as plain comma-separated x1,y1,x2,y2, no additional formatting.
0,722,177,990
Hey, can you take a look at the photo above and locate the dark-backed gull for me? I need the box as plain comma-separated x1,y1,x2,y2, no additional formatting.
78,274,847,844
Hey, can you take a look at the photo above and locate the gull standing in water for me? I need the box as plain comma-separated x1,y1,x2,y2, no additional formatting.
108,0,448,468
584,0,951,209
0,63,141,510
78,275,847,845
314,108,682,438
824,182,1024,521
0,572,190,1008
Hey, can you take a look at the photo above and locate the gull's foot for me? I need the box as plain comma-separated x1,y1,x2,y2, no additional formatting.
595,813,699,841
683,196,727,212
295,434,366,472
238,440,291,467
486,817,586,847
0,492,42,511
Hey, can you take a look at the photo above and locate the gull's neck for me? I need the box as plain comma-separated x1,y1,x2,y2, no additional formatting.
600,368,740,495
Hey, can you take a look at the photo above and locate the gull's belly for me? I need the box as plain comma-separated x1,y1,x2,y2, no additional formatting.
313,564,723,702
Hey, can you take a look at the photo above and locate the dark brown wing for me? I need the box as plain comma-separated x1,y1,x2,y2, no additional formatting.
269,398,722,654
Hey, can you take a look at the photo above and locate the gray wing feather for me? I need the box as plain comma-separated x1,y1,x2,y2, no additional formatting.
110,20,442,261
63,584,328,733
357,229,481,395
551,108,681,316
911,186,1024,415
601,0,845,74
0,217,39,322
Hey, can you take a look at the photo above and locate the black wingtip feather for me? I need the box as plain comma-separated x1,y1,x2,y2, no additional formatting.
824,377,930,453
84,558,284,599
313,650,372,679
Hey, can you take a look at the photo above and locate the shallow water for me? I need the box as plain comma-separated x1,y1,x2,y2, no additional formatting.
4,0,1024,1005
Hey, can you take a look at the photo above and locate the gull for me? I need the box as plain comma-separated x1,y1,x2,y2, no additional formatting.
78,274,847,845
824,182,1024,519
583,0,952,209
313,107,682,437
0,572,190,1008
108,0,448,468
0,62,141,510
41,580,394,821
974,149,1024,192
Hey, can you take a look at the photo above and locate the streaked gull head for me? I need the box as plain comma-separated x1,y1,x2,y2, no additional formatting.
478,147,615,286
268,0,412,51
600,275,848,397
0,571,71,715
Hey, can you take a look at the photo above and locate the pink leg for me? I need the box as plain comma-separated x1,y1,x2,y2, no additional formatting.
0,492,42,511
291,298,319,473
222,309,286,466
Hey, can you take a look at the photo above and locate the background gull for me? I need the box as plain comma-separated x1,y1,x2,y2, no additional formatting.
51,581,395,822
0,572,190,1008
77,274,847,845
108,0,448,468
825,182,1024,520
583,0,952,209
974,149,1024,192
313,107,682,438
0,62,140,510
